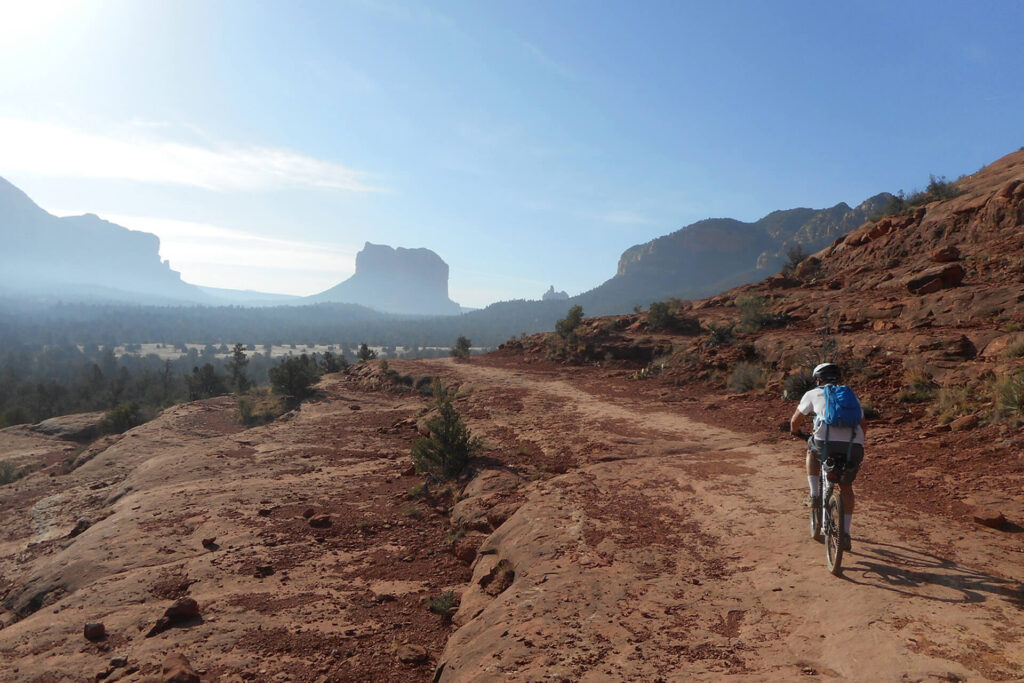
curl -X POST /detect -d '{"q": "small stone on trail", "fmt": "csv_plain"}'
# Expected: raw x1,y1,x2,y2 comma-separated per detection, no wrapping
255,565,275,578
68,518,92,538
396,643,429,665
309,514,332,528
146,597,201,638
162,652,200,683
84,622,106,641
972,509,1007,529
201,537,217,549
303,508,316,518
349,404,361,410
110,656,128,668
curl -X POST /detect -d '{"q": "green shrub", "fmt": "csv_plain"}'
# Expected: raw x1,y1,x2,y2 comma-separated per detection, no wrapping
411,380,481,481
186,363,228,400
992,371,1024,422
704,322,736,347
451,336,472,359
426,590,459,622
896,363,937,403
414,376,434,396
99,403,143,435
930,385,974,422
782,367,816,401
736,294,787,332
555,305,584,340
647,301,673,332
238,387,286,426
269,354,321,399
782,245,808,275
0,460,20,485
728,362,766,393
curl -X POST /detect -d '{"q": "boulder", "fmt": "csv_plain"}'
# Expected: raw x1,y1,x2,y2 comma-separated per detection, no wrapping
906,264,965,295
929,245,961,263
949,414,980,432
28,411,106,441
396,643,429,665
83,622,106,641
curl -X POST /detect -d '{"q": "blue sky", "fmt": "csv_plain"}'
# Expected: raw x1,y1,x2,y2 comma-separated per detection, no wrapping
1,0,1022,307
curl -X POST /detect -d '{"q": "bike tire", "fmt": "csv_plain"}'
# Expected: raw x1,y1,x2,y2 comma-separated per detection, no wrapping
825,492,844,575
809,499,821,540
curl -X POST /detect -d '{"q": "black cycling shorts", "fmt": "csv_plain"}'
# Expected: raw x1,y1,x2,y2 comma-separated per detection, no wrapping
807,437,864,485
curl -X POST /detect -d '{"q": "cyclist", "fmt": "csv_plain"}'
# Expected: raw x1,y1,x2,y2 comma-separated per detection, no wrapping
789,362,866,550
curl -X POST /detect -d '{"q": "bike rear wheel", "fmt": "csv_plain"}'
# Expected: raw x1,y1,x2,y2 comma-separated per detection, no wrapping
825,492,844,575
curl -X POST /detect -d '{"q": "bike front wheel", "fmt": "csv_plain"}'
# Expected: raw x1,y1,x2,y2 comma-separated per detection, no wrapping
825,492,844,575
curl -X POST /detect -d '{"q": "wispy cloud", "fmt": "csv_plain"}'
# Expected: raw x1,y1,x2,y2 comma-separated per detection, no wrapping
597,210,658,226
522,41,577,81
0,118,385,192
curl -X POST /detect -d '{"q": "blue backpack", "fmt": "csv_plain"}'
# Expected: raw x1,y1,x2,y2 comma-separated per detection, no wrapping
819,384,862,466
821,384,862,428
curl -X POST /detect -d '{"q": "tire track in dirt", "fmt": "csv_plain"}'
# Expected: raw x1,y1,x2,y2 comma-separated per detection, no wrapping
428,359,1024,681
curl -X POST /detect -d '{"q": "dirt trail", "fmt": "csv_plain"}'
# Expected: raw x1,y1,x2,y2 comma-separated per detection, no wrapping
428,358,1023,681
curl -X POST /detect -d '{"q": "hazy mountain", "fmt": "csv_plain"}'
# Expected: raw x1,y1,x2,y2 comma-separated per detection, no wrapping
197,286,303,307
0,176,208,305
309,242,461,316
572,194,892,314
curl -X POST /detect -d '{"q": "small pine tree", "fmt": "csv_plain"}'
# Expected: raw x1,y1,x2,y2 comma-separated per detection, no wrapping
186,363,228,400
227,343,250,393
269,354,321,399
357,343,377,362
451,336,472,359
555,305,584,340
411,380,481,480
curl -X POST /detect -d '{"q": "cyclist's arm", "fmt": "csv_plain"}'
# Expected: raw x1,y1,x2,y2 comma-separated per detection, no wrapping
790,409,807,436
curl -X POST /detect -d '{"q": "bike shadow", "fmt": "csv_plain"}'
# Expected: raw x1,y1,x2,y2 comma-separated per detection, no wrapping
837,540,1024,606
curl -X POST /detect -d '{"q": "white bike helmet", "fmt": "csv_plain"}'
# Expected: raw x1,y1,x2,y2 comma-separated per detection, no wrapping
812,362,841,383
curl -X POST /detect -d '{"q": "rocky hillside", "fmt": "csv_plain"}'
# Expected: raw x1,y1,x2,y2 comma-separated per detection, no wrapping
310,242,462,316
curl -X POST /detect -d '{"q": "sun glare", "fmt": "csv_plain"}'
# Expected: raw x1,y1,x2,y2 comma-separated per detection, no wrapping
0,0,85,52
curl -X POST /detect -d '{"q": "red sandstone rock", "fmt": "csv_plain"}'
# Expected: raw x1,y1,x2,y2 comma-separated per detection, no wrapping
949,414,980,432
309,514,332,528
906,263,965,294
146,598,201,638
83,622,106,641
396,643,429,665
929,245,961,262
161,653,200,683
972,509,1007,529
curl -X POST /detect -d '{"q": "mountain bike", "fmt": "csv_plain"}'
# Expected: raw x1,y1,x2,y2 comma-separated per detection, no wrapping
801,434,846,575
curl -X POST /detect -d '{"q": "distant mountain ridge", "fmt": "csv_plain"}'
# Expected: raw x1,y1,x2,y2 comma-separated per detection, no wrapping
571,193,892,314
310,242,461,316
0,177,208,305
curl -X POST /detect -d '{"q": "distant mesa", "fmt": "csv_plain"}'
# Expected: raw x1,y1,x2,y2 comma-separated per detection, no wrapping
0,176,206,305
310,242,461,316
542,286,569,301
